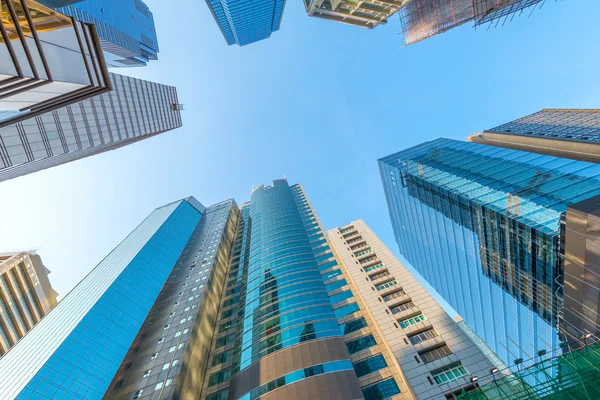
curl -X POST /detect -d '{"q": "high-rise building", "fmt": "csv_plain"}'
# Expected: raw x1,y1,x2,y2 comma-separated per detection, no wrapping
468,109,600,164
304,0,403,29
0,73,181,183
0,0,110,128
0,252,57,357
379,139,600,371
398,0,546,45
205,0,286,46
0,197,209,399
0,180,496,399
328,219,496,399
49,0,160,68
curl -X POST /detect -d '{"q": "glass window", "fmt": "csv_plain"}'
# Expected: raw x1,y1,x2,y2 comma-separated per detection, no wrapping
353,354,387,378
209,369,231,386
432,363,468,384
143,370,151,378
133,389,143,399
408,329,438,345
346,334,377,354
325,279,347,293
334,302,359,319
339,317,367,335
398,314,426,328
362,378,401,400
329,290,353,305
390,301,416,314
420,345,453,363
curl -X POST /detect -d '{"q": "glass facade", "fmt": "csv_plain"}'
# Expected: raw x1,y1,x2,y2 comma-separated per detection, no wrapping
379,138,600,370
0,73,181,183
205,0,286,46
227,180,342,375
0,0,110,126
0,198,204,399
53,0,159,67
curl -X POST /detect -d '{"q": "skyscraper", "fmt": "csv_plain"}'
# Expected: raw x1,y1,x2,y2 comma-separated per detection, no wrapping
304,0,403,29
205,0,286,46
0,0,110,128
0,180,496,399
50,0,160,68
379,139,600,370
468,109,600,163
328,219,496,399
0,251,57,357
0,197,207,399
0,73,182,183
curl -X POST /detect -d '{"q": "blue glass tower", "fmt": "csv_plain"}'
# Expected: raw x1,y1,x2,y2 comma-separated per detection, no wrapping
0,198,204,399
379,139,600,370
205,0,286,46
51,0,159,67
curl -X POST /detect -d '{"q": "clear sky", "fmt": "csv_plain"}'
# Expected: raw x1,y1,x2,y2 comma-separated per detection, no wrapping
0,0,598,316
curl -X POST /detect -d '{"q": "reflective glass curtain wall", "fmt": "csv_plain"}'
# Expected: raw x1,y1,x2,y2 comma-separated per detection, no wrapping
0,198,204,399
379,139,600,370
53,0,159,67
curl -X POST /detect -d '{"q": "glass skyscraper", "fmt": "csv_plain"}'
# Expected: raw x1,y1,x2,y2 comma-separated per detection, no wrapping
379,138,600,370
469,109,600,163
205,0,286,46
0,73,181,183
51,0,159,67
0,197,205,399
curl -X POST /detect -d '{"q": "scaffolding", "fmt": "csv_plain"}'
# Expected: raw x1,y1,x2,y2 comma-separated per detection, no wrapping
399,0,548,46
472,0,545,26
456,342,600,400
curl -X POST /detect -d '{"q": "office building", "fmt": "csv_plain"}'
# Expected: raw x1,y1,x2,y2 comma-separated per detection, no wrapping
202,180,494,400
328,219,496,399
51,0,160,67
469,109,600,164
399,0,545,45
379,139,600,371
0,180,495,399
205,0,286,46
304,0,403,29
0,252,57,357
0,197,212,399
0,73,181,183
0,0,110,128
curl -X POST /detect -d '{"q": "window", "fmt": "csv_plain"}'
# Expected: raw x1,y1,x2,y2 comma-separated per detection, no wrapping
213,350,232,366
133,389,143,399
376,280,397,291
353,354,388,378
408,329,438,345
209,369,231,386
143,369,151,378
362,378,401,400
155,381,164,390
346,334,377,354
166,378,173,386
162,363,170,371
164,324,171,330
364,263,385,273
114,380,123,389
390,301,416,314
339,317,368,335
325,279,347,293
169,346,176,353
399,314,426,328
205,389,229,400
158,337,165,344
334,302,360,319
382,289,406,302
420,345,452,363
329,290,353,305
432,363,468,384
151,352,159,360
369,271,390,281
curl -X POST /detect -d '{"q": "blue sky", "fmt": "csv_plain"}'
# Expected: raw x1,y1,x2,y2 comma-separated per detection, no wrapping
0,0,598,315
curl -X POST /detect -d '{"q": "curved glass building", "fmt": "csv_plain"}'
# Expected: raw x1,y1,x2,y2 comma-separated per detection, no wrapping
205,180,362,400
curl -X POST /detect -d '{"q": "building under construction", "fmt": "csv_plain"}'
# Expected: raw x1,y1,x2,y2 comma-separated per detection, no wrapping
399,0,546,45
